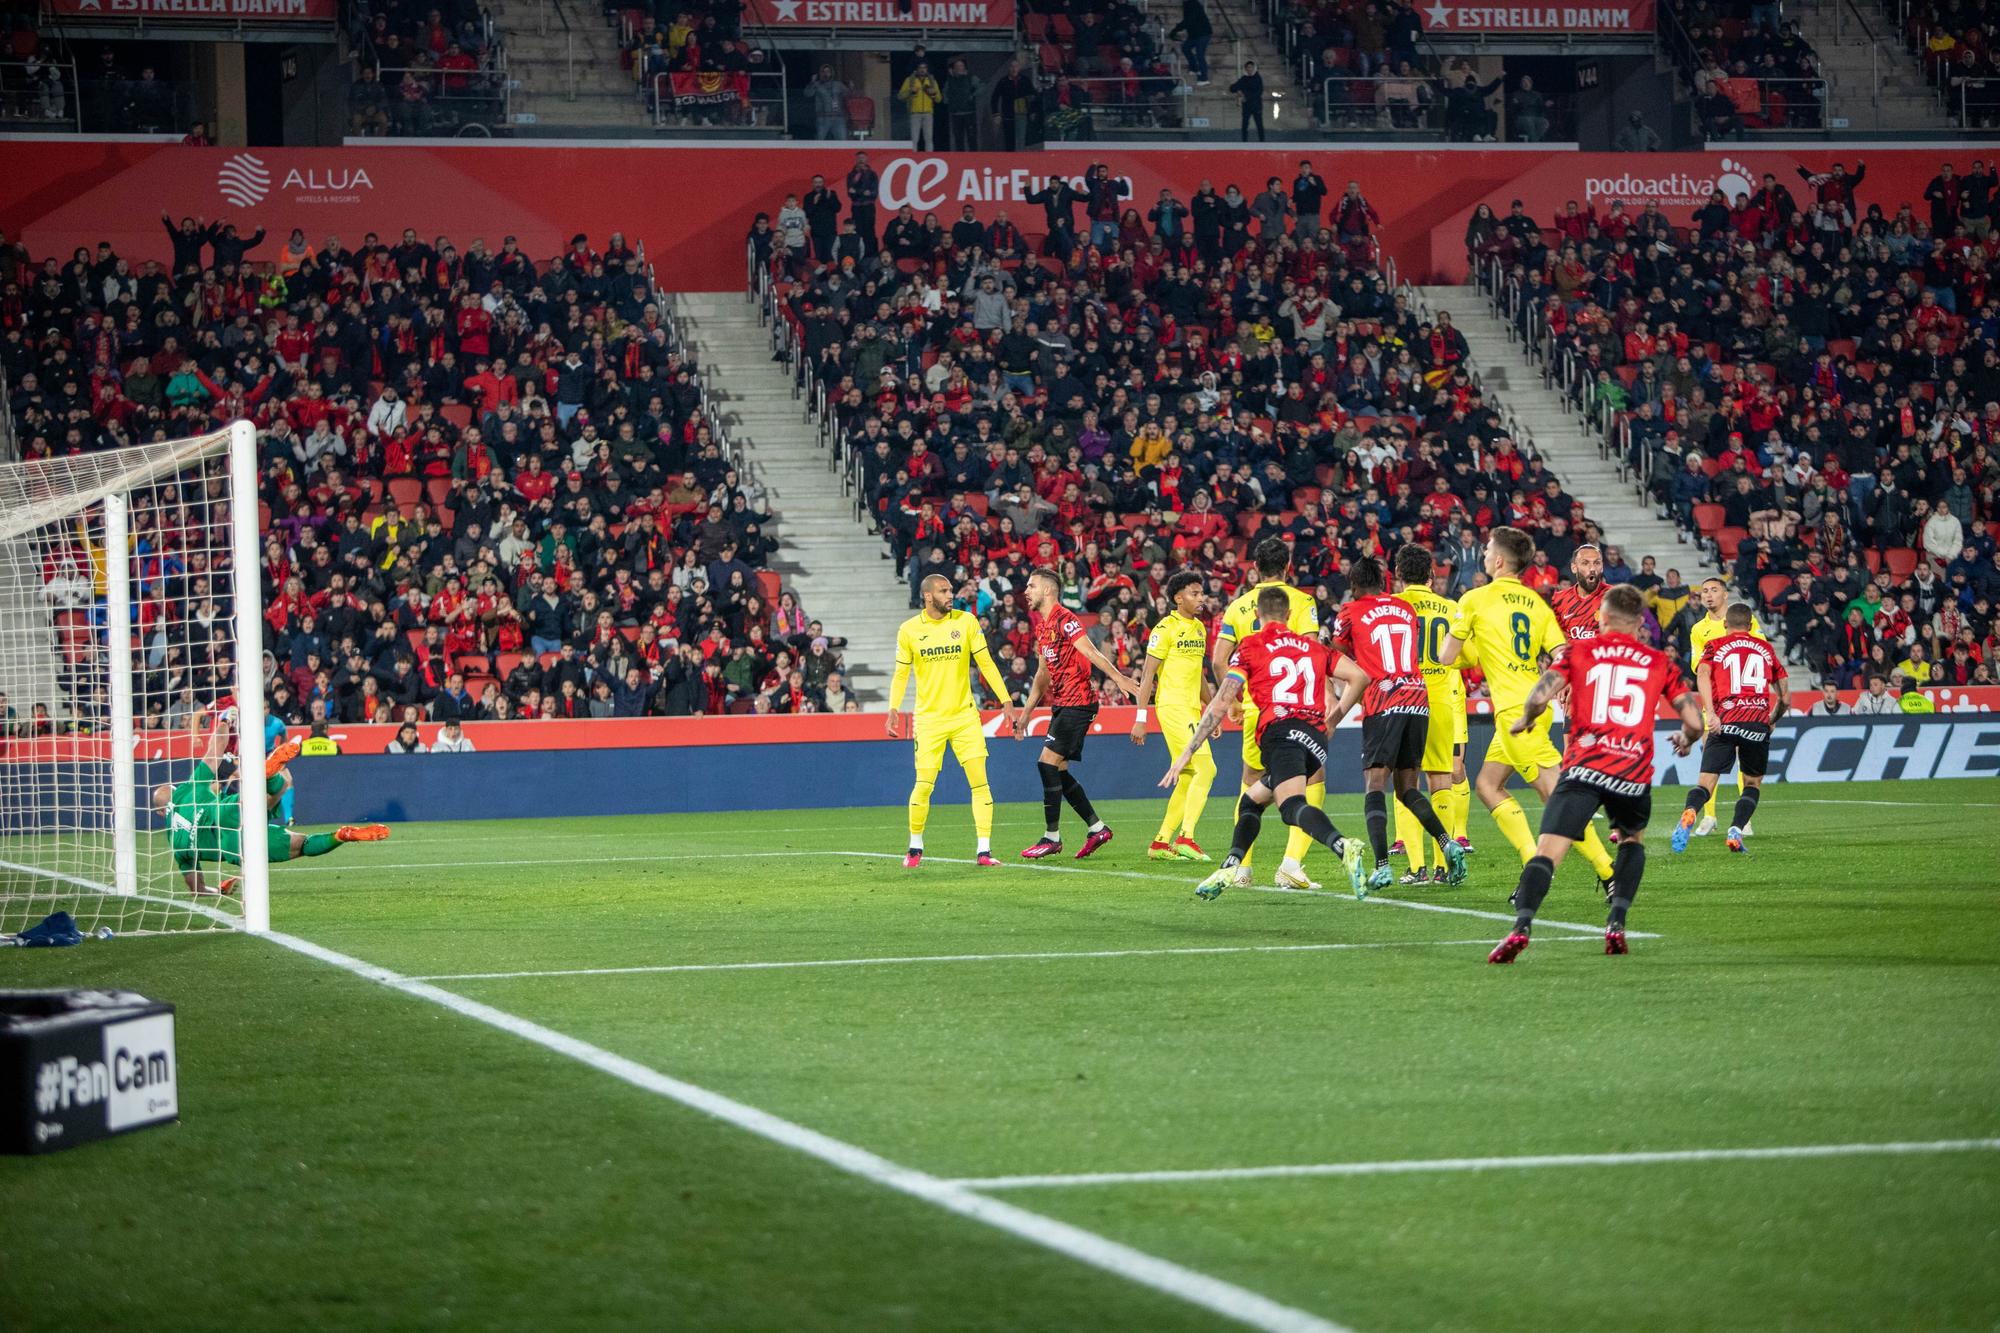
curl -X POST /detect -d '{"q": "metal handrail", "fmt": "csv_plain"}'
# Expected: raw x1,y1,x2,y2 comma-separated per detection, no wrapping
540,0,576,100
0,57,81,132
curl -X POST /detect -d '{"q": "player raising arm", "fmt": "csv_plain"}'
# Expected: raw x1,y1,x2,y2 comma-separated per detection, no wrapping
1488,585,1705,963
1011,567,1142,860
887,573,1015,868
1131,571,1218,861
1673,602,1788,856
1166,584,1369,899
153,709,387,897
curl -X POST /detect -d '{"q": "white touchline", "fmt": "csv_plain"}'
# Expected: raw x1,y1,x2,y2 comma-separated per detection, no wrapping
946,1139,2000,1190
256,927,1352,1333
291,847,1651,940
1795,799,2000,808
407,936,1598,983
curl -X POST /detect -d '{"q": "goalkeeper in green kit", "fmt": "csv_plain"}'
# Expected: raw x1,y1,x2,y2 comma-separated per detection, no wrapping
153,709,389,896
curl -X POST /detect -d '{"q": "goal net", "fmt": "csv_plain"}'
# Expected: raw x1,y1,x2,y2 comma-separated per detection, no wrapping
0,421,270,938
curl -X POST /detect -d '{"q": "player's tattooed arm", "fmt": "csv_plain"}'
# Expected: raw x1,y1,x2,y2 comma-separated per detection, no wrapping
1511,666,1568,733
1163,674,1239,785
1668,688,1704,755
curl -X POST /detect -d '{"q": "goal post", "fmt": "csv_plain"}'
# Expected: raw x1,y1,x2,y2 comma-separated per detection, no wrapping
0,420,269,937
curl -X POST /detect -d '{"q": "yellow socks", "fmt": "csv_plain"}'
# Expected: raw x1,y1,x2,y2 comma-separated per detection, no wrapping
1450,779,1471,841
908,775,935,839
1179,750,1215,839
964,759,993,839
1157,772,1191,843
1491,796,1538,864
1579,825,1615,880
1282,780,1325,864
1392,791,1423,868
1429,786,1456,871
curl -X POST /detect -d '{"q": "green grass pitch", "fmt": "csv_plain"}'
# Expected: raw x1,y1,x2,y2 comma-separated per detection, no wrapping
4,778,1999,1331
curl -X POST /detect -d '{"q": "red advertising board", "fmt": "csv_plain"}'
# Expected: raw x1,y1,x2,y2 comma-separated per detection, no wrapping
0,144,1961,295
746,0,1014,27
43,0,335,19
1414,0,1653,32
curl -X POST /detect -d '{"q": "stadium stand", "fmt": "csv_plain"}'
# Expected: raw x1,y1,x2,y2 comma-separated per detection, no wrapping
344,0,509,138
0,223,851,727
1469,175,2000,690
1661,0,1826,138
749,166,1672,707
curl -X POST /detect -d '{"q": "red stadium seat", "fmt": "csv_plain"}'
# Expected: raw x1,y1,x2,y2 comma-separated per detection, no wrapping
454,655,490,676
496,652,526,680
1884,547,1919,579
441,404,474,431
1758,573,1793,607
757,570,783,603
387,478,423,516
425,478,453,511
1691,503,1726,535
1716,526,1748,561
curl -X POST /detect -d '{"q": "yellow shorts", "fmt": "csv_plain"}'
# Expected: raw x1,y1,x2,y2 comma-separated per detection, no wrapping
914,711,987,776
1421,695,1467,773
1239,699,1264,772
1486,705,1560,782
1159,703,1210,774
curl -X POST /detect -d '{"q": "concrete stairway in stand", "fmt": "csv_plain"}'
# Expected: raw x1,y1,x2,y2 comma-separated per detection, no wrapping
486,0,652,132
672,291,911,703
1415,285,1692,580
1184,0,1309,136
1794,0,1951,132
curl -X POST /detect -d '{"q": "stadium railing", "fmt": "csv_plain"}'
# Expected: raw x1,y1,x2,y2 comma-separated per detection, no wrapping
652,71,788,134
0,58,79,132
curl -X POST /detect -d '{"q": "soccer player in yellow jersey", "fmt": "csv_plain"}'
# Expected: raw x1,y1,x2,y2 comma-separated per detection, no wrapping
1686,576,1765,838
1131,571,1217,860
887,573,1013,868
1210,538,1323,891
1392,544,1471,884
1440,526,1620,892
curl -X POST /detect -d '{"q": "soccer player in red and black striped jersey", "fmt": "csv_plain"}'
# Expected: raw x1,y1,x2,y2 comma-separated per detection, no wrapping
1489,584,1706,963
1548,543,1607,642
1323,557,1466,892
1674,602,1788,856
1164,583,1369,899
1011,567,1142,859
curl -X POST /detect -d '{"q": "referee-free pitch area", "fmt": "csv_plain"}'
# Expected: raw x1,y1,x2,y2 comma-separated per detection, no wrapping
4,778,1998,1332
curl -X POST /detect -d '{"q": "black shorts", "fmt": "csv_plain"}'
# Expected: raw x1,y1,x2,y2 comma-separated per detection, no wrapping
1044,704,1098,761
1261,719,1329,786
1359,712,1428,771
1541,772,1652,841
1700,723,1772,777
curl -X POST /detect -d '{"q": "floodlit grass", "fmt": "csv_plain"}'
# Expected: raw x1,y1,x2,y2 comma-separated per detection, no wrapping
4,779,1998,1331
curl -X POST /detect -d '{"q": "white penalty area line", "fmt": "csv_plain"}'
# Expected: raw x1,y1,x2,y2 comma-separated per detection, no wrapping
293,846,1645,941
258,927,1352,1333
408,935,1599,983
1794,799,2000,808
948,1138,2000,1191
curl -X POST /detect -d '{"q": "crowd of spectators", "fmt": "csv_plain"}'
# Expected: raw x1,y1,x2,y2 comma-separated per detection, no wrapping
1022,0,1182,135
1668,0,1825,137
1471,160,2000,695
752,155,1647,709
1907,0,2000,126
1,213,850,728
344,0,505,137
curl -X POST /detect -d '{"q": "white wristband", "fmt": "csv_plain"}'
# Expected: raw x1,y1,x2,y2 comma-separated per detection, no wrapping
1134,709,1147,724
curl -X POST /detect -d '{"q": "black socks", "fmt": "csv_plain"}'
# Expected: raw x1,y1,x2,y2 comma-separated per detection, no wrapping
1364,790,1390,865
1730,787,1762,830
1397,786,1450,844
1280,793,1343,852
1061,769,1097,825
1228,790,1266,862
1684,785,1712,814
1037,760,1063,833
1511,855,1555,931
1608,840,1646,929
